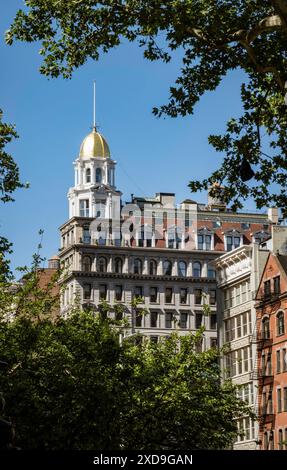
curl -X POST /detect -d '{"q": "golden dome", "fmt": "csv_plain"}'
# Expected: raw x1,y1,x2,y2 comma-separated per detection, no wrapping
79,127,110,159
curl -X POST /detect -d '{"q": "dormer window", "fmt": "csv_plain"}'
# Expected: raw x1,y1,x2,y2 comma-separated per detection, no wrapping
197,228,213,250
253,231,269,244
225,230,242,251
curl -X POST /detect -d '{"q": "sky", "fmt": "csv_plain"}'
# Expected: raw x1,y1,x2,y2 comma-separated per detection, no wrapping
0,0,262,274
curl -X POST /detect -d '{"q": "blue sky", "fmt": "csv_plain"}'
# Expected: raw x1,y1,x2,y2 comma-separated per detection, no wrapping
1,0,259,274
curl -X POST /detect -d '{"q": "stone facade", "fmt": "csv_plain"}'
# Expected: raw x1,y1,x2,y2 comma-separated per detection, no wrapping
58,124,273,348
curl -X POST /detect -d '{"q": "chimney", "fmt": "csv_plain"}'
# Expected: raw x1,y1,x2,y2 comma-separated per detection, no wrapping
268,207,279,225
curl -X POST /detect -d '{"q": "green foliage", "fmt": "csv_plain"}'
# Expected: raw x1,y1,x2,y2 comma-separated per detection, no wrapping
0,109,28,280
6,1,287,213
0,109,26,204
0,267,251,450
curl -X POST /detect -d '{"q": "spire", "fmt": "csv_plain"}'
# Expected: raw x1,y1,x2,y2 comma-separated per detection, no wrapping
93,80,96,132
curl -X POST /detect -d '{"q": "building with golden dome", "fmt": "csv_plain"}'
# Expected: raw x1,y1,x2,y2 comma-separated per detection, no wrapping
58,114,285,451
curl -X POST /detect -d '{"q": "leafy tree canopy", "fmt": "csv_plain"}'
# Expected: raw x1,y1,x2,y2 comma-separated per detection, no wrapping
0,109,27,280
0,265,251,450
0,312,250,450
6,0,287,214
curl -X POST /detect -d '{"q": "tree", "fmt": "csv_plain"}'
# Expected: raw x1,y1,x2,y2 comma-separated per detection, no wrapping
6,1,287,214
0,109,26,281
0,265,251,449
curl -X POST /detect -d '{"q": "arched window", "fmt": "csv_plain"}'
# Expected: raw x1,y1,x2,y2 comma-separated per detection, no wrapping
178,261,187,277
86,168,91,183
163,260,172,276
115,257,123,274
96,167,102,183
193,261,201,278
149,259,157,275
82,255,91,272
262,317,270,339
98,256,107,273
134,258,142,275
277,311,285,336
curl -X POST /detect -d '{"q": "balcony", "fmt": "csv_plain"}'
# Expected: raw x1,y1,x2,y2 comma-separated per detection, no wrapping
256,287,281,303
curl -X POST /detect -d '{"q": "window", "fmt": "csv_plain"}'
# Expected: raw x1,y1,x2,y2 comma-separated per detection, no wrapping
210,338,217,349
197,234,204,250
277,350,281,374
99,284,107,300
277,311,285,336
263,432,268,450
224,289,230,309
194,288,202,304
195,313,202,329
115,257,123,274
98,257,107,273
178,261,187,277
163,260,172,276
134,286,143,298
150,311,158,328
235,285,241,305
83,283,91,300
115,308,123,321
86,168,91,183
82,256,91,272
266,353,272,376
278,430,283,450
192,262,201,277
165,312,173,329
165,288,173,303
83,226,91,244
237,315,242,338
207,266,216,279
241,282,247,303
283,348,287,372
205,235,212,250
134,258,142,274
274,276,280,294
264,280,271,297
149,259,157,275
226,235,241,251
270,431,274,450
209,289,216,305
197,233,212,250
96,167,102,183
135,311,142,327
278,388,282,413
80,199,89,217
210,314,217,330
150,287,158,303
262,317,270,339
180,312,188,329
241,223,250,230
115,285,123,301
283,387,287,412
180,288,188,304
150,336,158,343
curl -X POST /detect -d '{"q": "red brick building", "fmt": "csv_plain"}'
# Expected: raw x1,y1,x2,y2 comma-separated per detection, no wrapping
255,253,287,450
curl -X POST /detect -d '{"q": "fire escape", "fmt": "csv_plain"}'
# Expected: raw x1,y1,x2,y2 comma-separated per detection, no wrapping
252,286,276,450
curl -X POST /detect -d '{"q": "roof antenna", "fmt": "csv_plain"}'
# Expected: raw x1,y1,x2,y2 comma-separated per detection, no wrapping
93,80,96,131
